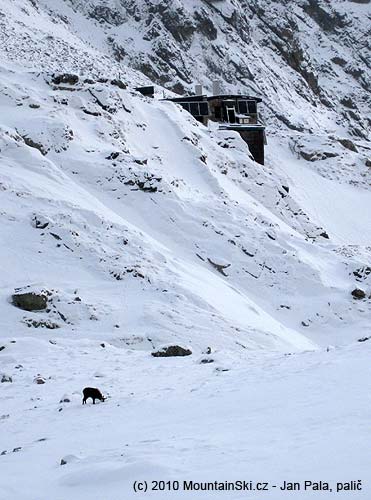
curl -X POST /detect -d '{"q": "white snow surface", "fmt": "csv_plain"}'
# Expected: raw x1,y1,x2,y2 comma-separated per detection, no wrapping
0,1,370,499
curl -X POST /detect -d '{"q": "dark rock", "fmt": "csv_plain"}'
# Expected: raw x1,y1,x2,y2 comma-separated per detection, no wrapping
338,138,358,152
52,74,79,85
151,345,192,357
50,232,61,240
34,376,46,385
21,135,47,155
353,267,371,280
300,150,338,162
320,231,329,239
32,215,49,229
89,5,124,25
12,292,48,311
0,346,5,352
358,336,371,343
340,97,356,109
351,288,366,300
200,358,214,364
1,374,12,383
23,318,60,329
111,79,127,89
82,108,101,117
332,56,347,67
194,11,217,41
59,395,71,403
106,152,120,160
303,0,348,32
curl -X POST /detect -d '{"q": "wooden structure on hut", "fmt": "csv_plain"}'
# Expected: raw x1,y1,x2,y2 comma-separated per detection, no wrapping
165,92,266,165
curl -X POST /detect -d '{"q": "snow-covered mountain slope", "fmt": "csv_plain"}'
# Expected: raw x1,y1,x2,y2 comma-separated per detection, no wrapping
1,1,371,499
1,61,370,351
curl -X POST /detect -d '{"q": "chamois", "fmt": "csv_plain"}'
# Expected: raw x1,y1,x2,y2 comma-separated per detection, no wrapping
82,387,105,405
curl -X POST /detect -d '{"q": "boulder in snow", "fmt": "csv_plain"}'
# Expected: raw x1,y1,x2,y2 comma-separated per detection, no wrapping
151,345,192,357
52,73,79,86
34,376,46,385
351,288,366,300
12,292,48,311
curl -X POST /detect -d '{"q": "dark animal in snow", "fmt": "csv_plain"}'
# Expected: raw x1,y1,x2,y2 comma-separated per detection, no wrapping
82,387,105,405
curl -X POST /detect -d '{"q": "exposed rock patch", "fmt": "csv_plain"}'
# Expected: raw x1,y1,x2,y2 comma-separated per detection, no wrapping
152,345,192,357
12,292,48,311
51,73,79,85
351,288,366,300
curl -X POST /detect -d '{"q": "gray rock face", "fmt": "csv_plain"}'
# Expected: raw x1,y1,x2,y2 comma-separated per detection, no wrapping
152,345,192,357
12,292,48,311
18,0,368,141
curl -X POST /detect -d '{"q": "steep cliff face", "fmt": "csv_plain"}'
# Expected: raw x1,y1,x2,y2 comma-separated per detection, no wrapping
35,0,370,140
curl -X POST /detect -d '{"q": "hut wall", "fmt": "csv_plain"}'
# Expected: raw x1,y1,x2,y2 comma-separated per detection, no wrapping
239,130,265,165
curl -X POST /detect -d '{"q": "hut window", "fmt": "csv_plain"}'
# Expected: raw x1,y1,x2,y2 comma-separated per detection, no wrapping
199,102,209,116
190,103,199,115
238,101,248,114
248,101,257,114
